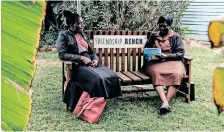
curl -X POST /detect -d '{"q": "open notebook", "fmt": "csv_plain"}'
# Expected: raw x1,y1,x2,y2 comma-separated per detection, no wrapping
144,48,161,61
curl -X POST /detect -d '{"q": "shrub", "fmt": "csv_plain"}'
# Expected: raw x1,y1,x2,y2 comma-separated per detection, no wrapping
41,0,189,46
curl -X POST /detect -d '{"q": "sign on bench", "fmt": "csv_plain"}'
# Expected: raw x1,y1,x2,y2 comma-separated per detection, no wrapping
93,35,147,48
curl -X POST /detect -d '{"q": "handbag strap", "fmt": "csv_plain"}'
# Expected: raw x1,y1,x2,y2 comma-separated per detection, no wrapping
76,98,96,118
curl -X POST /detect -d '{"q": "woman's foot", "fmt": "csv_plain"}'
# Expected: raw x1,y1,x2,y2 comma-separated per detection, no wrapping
67,106,74,112
157,103,171,115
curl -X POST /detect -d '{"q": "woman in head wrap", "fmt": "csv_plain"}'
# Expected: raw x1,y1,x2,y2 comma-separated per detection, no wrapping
56,11,122,111
143,16,185,114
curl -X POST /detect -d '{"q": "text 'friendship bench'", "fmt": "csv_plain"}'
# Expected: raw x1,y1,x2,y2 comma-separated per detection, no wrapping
61,30,194,104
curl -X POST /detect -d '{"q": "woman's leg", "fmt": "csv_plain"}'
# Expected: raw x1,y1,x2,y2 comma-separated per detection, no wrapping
155,85,168,104
166,85,179,103
155,85,171,114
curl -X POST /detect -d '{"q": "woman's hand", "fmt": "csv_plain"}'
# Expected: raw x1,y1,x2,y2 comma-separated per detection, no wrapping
91,60,98,67
155,53,168,60
80,56,92,65
160,53,168,59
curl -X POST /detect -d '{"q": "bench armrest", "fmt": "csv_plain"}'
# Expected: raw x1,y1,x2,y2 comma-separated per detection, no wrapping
184,56,193,61
62,61,72,71
62,61,72,65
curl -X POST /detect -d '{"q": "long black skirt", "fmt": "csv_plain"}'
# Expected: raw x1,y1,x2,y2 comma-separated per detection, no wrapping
63,64,122,111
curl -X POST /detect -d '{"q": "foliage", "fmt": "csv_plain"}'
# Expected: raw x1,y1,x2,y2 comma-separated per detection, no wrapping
40,30,58,47
179,26,193,36
27,47,224,131
41,0,189,46
1,1,45,131
208,20,224,48
81,0,189,31
213,65,224,114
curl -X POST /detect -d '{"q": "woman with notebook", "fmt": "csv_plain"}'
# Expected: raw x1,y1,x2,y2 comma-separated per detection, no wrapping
143,16,185,115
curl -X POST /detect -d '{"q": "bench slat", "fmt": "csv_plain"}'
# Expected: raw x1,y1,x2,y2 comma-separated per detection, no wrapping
122,71,142,81
116,72,132,82
103,31,109,67
120,31,126,71
122,31,126,71
126,49,130,71
109,31,114,70
122,49,125,71
97,31,102,65
127,31,132,71
116,48,120,72
99,48,103,65
138,48,142,70
132,32,138,71
138,31,144,70
115,31,120,72
131,71,150,80
110,48,114,71
132,48,136,71
104,48,108,66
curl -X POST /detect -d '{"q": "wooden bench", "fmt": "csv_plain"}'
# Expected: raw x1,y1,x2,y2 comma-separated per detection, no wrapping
61,30,194,104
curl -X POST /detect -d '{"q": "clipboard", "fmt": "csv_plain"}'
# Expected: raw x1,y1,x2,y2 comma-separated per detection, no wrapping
144,48,161,61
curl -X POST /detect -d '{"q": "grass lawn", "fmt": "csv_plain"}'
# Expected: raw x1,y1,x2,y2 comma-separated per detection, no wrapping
27,46,224,131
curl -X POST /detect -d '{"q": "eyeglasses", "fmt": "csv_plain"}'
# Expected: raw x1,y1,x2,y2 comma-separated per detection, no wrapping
159,24,167,28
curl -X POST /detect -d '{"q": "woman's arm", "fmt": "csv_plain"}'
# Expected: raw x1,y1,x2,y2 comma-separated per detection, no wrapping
88,44,99,62
88,47,99,67
79,32,99,62
166,35,185,60
144,34,157,48
56,33,81,63
141,35,156,72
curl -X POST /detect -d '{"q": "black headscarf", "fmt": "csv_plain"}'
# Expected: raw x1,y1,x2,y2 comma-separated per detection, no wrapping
63,11,80,27
157,16,173,26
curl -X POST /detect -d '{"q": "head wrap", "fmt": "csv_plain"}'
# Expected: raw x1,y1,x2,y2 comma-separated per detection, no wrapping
157,16,173,26
62,10,80,26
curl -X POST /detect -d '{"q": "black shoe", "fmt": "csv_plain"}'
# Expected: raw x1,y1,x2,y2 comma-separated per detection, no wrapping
67,106,74,112
157,103,171,115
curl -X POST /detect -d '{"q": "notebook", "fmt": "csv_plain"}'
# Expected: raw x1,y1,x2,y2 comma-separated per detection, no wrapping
144,48,161,61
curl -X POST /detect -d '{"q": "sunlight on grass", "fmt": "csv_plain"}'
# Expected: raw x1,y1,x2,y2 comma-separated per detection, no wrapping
27,46,224,131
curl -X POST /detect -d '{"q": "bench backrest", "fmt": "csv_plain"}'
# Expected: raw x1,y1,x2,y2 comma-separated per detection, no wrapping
84,30,152,72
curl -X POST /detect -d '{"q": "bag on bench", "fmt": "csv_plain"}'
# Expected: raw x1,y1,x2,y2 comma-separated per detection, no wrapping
73,91,107,124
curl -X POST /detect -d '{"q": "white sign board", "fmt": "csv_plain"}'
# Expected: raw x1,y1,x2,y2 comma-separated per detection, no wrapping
93,35,147,48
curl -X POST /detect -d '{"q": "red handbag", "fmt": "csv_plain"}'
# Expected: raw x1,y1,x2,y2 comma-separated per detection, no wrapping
73,91,107,124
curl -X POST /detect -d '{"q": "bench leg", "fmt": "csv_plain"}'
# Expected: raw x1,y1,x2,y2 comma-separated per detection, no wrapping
190,82,195,101
187,82,191,104
186,82,196,103
177,81,190,103
62,63,65,100
177,81,195,103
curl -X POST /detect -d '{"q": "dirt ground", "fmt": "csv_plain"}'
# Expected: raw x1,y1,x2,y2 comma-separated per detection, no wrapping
183,38,224,54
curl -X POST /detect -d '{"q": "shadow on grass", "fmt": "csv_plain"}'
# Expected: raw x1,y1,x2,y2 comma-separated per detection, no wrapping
118,94,160,105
